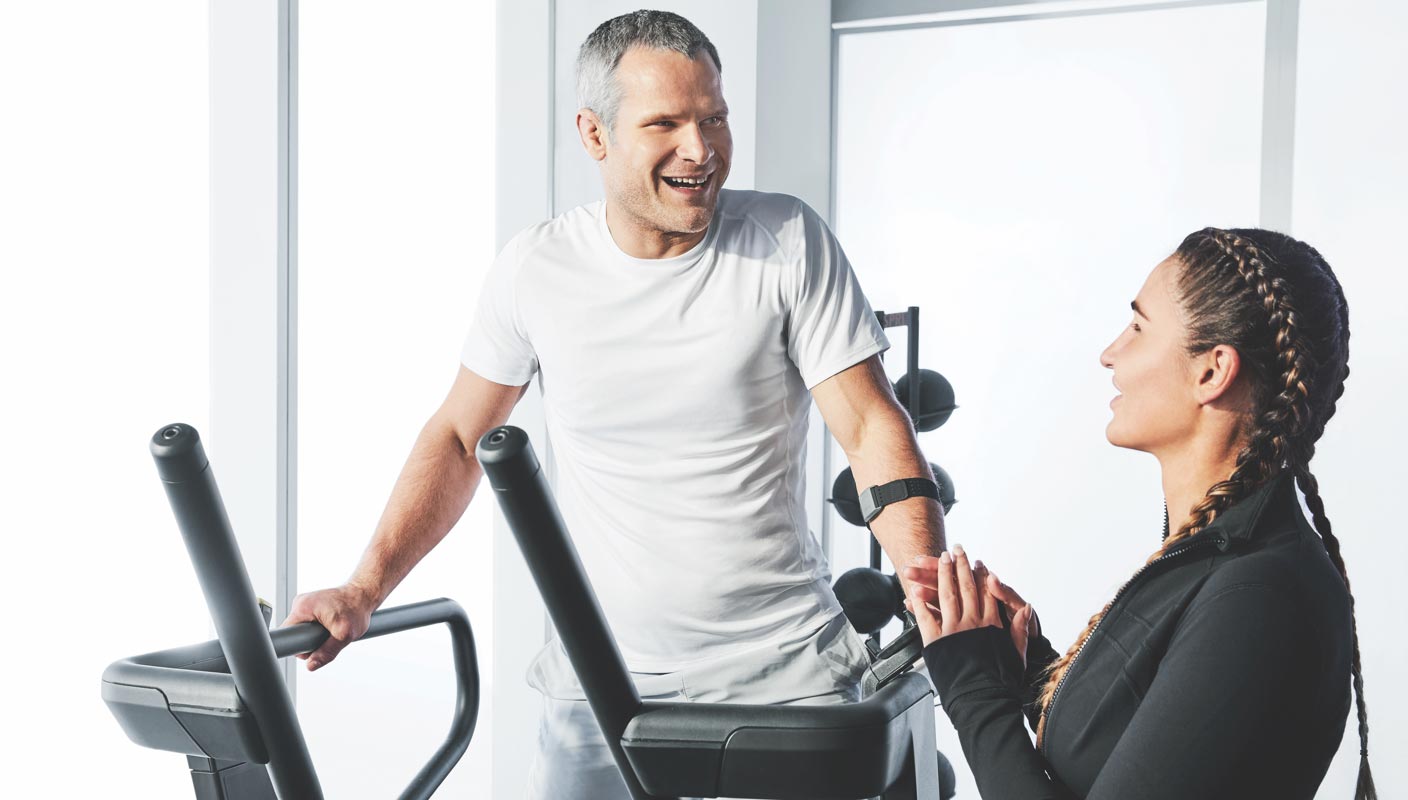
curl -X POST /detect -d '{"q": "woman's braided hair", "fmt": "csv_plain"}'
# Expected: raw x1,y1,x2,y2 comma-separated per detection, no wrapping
1032,228,1371,798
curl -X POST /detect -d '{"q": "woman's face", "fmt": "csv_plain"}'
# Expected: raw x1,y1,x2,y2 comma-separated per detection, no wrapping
1099,257,1201,454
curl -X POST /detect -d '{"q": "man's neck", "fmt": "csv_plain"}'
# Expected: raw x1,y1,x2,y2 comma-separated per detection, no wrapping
604,201,708,259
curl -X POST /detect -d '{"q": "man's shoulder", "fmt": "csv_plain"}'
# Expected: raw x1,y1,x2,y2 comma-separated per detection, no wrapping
716,189,813,256
718,189,807,225
504,202,603,262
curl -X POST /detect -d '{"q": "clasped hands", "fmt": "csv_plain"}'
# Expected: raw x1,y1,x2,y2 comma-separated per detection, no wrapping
901,544,1038,667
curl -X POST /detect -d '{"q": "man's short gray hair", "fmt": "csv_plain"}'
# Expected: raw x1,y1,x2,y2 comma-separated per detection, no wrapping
576,10,722,134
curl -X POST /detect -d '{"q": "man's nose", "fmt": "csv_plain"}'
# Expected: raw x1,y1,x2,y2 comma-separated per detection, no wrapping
675,123,712,164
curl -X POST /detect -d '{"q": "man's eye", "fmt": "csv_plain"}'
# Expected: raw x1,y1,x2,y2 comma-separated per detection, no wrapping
652,121,675,128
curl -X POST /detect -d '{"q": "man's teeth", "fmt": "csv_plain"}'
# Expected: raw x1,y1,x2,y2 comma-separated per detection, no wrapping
665,175,708,186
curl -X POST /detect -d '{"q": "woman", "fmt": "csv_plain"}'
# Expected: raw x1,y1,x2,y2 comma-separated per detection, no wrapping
903,228,1373,799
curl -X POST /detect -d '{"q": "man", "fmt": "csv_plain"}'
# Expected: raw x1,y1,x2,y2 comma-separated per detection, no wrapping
285,10,944,798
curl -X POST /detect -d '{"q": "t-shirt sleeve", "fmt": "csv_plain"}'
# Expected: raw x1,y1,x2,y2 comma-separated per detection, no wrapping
460,235,539,386
784,199,890,390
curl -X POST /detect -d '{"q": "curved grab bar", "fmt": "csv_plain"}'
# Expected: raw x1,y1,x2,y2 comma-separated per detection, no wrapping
102,598,478,800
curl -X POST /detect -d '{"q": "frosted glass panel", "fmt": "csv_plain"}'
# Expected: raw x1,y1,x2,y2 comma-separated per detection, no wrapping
834,5,1264,797
297,2,495,796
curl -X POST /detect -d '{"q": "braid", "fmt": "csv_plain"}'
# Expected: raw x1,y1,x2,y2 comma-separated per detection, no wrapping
1035,228,1371,785
1296,465,1375,799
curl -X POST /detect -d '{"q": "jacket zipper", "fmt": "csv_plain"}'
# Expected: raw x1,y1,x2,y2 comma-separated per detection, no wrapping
1039,532,1225,756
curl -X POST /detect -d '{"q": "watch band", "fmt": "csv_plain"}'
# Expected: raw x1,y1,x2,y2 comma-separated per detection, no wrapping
859,477,941,524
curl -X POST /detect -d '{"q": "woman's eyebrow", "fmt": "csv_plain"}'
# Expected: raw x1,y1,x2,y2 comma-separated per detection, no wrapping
1131,300,1149,320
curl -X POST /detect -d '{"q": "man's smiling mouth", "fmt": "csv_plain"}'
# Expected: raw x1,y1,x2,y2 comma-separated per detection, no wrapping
662,174,712,190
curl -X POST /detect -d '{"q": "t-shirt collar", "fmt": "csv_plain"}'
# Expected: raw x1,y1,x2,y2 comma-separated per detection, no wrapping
597,200,717,274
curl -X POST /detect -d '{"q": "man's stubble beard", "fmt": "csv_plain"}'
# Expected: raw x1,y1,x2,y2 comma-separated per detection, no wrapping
611,174,713,239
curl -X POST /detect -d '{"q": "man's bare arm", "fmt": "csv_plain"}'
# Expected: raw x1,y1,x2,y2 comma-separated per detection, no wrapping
285,365,528,669
811,356,946,591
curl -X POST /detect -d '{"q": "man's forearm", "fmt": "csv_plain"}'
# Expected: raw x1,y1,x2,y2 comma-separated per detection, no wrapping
346,418,483,607
844,415,946,589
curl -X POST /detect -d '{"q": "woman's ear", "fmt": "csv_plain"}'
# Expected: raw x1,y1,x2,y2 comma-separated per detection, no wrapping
1193,344,1242,405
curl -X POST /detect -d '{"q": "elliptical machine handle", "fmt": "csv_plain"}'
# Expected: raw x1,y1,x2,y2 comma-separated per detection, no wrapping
145,423,478,799
274,598,480,800
102,598,479,800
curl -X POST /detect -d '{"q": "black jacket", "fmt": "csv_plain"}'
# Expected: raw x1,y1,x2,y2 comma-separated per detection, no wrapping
923,474,1353,799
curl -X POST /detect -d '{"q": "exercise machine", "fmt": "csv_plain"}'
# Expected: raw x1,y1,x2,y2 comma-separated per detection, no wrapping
101,424,479,799
477,425,942,800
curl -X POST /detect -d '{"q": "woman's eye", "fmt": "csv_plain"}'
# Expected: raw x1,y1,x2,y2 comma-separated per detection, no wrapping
1130,322,1142,332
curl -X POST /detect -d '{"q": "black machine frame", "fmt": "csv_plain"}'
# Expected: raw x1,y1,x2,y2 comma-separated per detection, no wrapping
477,425,943,800
102,424,480,799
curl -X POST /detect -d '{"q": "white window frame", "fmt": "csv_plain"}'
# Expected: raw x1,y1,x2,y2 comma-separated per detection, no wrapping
209,0,298,688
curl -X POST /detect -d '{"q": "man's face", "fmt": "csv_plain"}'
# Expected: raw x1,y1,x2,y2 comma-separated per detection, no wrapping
596,46,732,237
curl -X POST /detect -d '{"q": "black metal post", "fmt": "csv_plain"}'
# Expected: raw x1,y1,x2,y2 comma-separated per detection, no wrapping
150,424,322,800
475,426,659,800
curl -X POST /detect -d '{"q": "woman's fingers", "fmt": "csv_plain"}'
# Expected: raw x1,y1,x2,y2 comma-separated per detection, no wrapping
934,551,960,637
986,571,1027,611
973,560,1001,628
985,571,1040,638
1010,605,1032,668
952,545,982,626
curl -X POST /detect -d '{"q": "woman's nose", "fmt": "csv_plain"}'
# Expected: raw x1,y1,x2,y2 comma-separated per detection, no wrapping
1099,339,1117,369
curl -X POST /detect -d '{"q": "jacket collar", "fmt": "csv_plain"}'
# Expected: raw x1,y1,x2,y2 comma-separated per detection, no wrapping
1198,471,1298,551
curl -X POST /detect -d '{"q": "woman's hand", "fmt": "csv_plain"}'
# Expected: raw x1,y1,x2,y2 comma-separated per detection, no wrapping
902,545,1037,667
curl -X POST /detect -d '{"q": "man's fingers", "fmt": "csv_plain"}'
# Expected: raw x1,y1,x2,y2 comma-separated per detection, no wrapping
907,582,939,605
902,564,939,591
306,637,350,671
906,585,943,646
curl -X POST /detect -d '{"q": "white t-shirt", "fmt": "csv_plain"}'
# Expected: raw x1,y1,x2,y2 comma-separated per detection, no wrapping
462,189,889,671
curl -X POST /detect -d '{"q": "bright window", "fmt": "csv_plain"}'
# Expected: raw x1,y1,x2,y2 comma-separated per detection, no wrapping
1,1,210,795
296,2,496,796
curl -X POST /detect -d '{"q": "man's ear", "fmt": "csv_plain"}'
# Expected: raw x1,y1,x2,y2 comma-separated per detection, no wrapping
577,109,608,161
1193,344,1243,405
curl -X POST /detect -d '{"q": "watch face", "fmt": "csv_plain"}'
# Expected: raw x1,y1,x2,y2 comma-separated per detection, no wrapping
861,487,883,523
